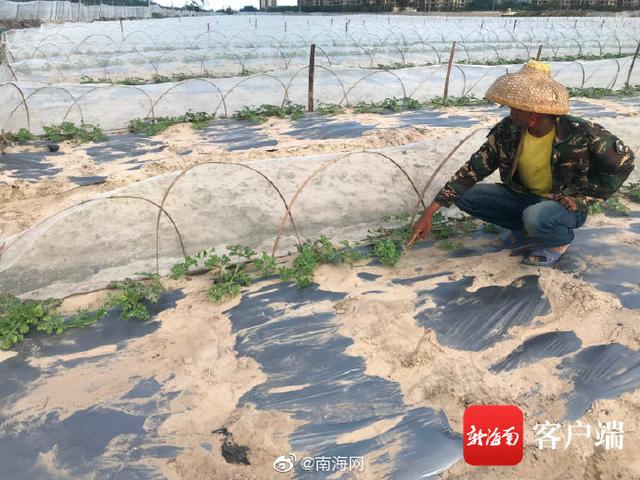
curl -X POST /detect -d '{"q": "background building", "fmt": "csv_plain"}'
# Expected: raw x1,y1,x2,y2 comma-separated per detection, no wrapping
296,0,467,10
260,0,277,9
297,0,376,6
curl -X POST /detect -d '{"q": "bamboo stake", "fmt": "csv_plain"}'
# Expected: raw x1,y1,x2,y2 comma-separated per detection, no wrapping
625,41,640,88
443,41,456,107
308,44,316,112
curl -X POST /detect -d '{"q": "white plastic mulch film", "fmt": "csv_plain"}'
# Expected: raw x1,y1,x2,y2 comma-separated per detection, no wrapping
1,15,640,133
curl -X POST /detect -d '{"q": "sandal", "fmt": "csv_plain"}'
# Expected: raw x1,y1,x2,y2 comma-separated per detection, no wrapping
498,230,536,250
523,248,563,267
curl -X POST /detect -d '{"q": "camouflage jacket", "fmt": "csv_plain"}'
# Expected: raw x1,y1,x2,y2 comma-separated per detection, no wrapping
434,115,635,213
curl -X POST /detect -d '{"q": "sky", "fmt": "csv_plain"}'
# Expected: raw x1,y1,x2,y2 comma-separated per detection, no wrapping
155,0,298,10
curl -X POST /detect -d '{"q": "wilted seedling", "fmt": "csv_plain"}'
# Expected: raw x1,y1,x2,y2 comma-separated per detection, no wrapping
64,309,108,329
589,194,631,216
369,225,412,244
432,212,478,239
624,182,640,203
438,239,464,251
457,216,477,236
603,194,630,216
482,223,499,234
431,212,454,239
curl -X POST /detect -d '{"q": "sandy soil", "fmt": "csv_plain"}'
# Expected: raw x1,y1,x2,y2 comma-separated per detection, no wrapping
2,214,638,479
325,254,640,480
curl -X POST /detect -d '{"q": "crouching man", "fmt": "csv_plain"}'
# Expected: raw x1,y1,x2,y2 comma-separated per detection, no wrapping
410,60,635,266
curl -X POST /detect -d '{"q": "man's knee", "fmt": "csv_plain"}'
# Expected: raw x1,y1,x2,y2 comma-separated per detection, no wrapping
522,202,560,235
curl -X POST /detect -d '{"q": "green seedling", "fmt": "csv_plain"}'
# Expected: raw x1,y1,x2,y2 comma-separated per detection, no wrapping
170,249,213,279
43,122,107,144
456,52,628,68
278,236,365,288
0,295,62,349
129,112,215,136
200,246,256,303
278,242,318,288
80,75,111,84
374,62,416,70
106,273,165,321
315,103,344,116
588,201,604,215
372,239,402,267
253,252,278,277
81,70,222,86
353,97,422,114
170,246,256,303
0,274,167,349
430,95,492,108
367,213,414,267
233,102,305,123
170,255,199,279
567,85,640,99
119,76,147,85
9,128,36,143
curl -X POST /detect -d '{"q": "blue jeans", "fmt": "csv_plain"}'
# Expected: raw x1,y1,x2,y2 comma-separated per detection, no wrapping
454,183,587,247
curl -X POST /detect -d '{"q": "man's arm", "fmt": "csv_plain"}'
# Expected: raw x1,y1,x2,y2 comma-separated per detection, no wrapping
434,131,502,207
582,127,635,200
409,130,502,246
554,123,635,213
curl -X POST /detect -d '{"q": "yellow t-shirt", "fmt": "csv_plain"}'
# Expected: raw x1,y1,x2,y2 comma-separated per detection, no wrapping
517,128,555,195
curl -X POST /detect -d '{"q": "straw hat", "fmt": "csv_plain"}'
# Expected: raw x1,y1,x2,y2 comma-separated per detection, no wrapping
485,60,569,115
